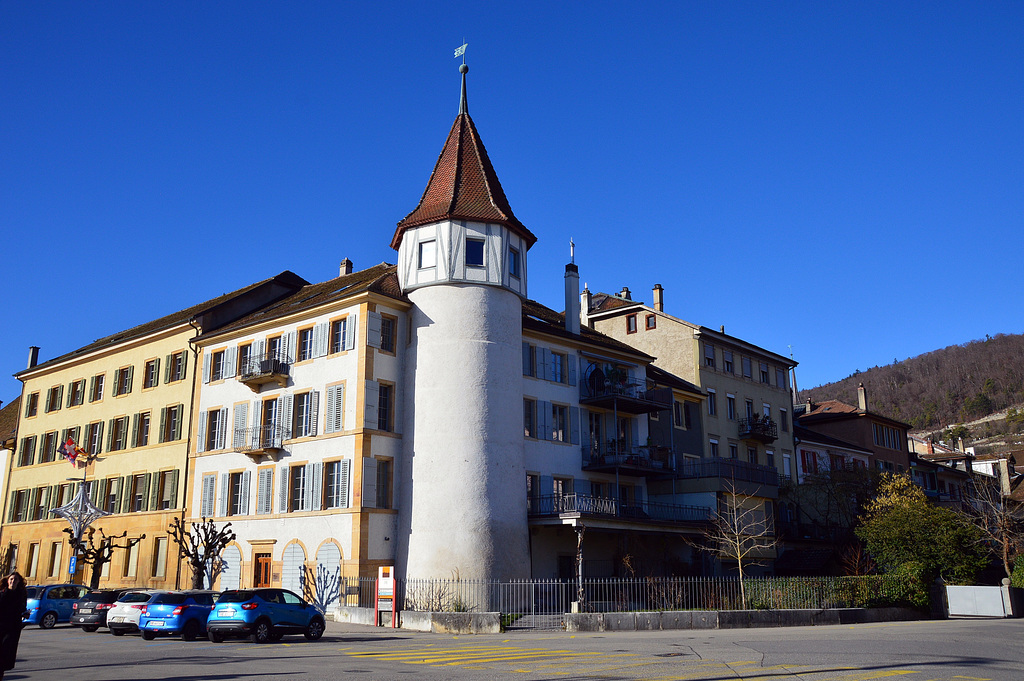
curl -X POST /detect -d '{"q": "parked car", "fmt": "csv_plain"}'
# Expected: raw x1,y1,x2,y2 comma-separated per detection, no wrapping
71,589,129,632
23,584,90,628
107,591,166,636
139,591,217,641
206,589,326,643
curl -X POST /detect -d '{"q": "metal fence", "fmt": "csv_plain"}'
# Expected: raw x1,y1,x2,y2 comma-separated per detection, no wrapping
338,574,916,630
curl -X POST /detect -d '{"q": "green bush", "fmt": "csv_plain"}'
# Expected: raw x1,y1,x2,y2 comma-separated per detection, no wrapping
1011,555,1024,588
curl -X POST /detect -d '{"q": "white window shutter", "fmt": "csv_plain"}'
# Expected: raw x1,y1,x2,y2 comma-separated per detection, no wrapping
281,394,293,441
224,347,236,378
303,462,314,511
197,411,208,453
284,330,297,363
311,461,323,511
202,353,211,384
363,380,379,430
335,385,345,432
570,406,580,445
278,465,289,513
251,400,262,448
201,476,215,517
309,390,320,437
325,386,337,434
361,457,377,508
233,403,248,448
313,321,329,358
345,313,358,351
257,468,271,514
253,338,265,362
367,311,382,349
216,408,228,450
339,459,351,509
218,474,228,517
239,471,250,515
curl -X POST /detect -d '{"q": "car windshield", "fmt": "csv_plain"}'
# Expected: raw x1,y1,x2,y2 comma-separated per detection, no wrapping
25,587,40,599
216,591,255,604
152,593,187,605
84,591,118,602
118,592,154,604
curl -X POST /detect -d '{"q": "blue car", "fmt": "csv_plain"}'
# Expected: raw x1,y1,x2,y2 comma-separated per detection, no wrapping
139,591,217,641
24,584,90,628
206,589,326,643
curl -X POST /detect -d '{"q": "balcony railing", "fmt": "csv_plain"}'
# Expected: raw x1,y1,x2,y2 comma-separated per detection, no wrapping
237,353,290,390
233,424,289,457
678,458,779,487
738,416,778,443
579,366,671,415
528,493,712,525
582,443,674,474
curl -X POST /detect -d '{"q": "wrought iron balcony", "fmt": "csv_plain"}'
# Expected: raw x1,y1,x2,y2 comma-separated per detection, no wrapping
678,458,779,487
579,365,671,415
738,416,778,444
237,353,290,391
528,493,712,525
582,442,674,476
233,424,289,460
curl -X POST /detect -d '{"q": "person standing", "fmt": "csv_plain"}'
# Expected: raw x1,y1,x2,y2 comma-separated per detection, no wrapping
0,573,27,680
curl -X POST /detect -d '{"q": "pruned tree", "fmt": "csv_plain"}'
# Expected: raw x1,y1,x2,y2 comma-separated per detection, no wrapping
302,563,341,614
704,482,777,609
0,545,14,575
64,527,146,589
168,517,236,589
962,475,1024,578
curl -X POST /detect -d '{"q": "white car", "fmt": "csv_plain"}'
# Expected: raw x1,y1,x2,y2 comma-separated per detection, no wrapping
106,591,166,636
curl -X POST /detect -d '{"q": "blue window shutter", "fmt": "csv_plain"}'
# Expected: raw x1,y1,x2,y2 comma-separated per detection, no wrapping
538,401,551,441
537,349,549,382
580,410,591,452
568,356,577,386
570,407,580,445
522,342,532,376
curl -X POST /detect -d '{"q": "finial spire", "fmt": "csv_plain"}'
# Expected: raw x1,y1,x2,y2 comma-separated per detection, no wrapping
459,62,469,115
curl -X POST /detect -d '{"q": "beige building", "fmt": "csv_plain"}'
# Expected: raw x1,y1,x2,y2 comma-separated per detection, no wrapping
2,272,306,588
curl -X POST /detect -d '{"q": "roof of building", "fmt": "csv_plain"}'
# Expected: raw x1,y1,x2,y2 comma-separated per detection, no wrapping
391,93,536,249
0,396,21,446
522,299,654,361
646,364,704,396
198,263,404,340
799,399,912,431
587,292,643,313
794,424,873,455
17,271,310,377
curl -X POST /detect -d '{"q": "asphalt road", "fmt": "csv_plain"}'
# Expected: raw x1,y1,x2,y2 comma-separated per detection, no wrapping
8,617,1024,680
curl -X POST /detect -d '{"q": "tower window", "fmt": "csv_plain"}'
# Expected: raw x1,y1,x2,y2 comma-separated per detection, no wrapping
418,240,436,269
509,248,520,278
466,238,485,267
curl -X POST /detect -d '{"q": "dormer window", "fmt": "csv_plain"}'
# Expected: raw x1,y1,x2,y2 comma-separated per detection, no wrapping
466,238,485,267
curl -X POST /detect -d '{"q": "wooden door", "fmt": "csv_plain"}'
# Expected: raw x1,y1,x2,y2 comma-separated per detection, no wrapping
254,553,272,587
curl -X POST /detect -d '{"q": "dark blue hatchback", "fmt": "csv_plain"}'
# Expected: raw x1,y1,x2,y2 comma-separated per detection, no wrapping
206,589,325,643
139,591,217,640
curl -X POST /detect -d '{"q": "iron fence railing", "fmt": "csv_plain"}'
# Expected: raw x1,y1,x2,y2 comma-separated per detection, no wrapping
738,416,779,442
238,352,290,380
678,458,779,487
528,493,712,524
233,423,289,451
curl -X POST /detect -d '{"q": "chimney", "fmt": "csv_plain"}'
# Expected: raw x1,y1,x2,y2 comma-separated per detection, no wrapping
27,346,39,369
857,383,868,411
998,458,1012,497
652,284,664,312
619,286,631,300
564,264,580,335
580,285,592,329
339,258,353,276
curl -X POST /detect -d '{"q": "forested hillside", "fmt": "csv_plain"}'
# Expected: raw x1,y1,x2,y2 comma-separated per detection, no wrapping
798,333,1024,434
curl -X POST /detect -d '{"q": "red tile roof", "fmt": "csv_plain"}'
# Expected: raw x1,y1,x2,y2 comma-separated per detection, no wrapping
392,112,536,250
0,396,20,446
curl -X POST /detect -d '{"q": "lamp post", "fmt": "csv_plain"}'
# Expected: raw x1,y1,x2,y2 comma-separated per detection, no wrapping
50,455,109,582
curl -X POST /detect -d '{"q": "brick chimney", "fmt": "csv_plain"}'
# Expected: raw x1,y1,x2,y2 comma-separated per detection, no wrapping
652,284,664,312
858,383,868,411
339,258,353,276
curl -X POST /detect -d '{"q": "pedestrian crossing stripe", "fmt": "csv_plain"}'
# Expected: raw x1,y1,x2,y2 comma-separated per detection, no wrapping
347,646,620,665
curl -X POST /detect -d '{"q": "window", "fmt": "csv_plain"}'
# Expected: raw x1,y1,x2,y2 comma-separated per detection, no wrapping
133,412,151,447
704,343,715,368
709,439,719,458
166,351,187,382
742,357,752,379
524,399,536,438
626,314,637,334
237,344,252,375
205,409,224,451
89,375,104,402
84,422,102,455
143,359,160,389
113,366,133,396
873,423,902,450
48,542,63,579
293,391,319,438
24,392,39,417
40,431,58,463
779,409,789,433
683,402,693,429
129,474,148,512
745,400,754,420
229,472,245,515
645,314,656,330
801,450,819,476
27,543,39,578
723,351,734,374
726,395,736,420
550,352,566,383
748,447,758,465
729,443,738,459
376,459,391,509
152,537,167,578
776,368,786,390
289,465,306,512
707,390,717,416
210,350,226,381
465,238,485,267
551,404,568,442
123,540,138,578
673,401,684,428
324,460,350,509
45,385,63,413
156,470,176,510
31,487,48,520
103,478,119,514
330,318,348,353
553,477,573,497
108,416,130,451
760,362,770,384
297,328,314,362
377,384,393,432
159,404,184,442
508,247,520,278
18,436,36,467
68,380,85,407
379,316,396,353
418,240,436,269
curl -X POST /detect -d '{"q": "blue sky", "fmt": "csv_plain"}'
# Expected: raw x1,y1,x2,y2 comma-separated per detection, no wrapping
2,2,1022,403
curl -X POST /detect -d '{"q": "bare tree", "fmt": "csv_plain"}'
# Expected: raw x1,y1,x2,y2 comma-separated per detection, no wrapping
0,545,14,575
168,518,236,589
704,482,777,609
64,527,146,589
962,476,1024,578
302,563,342,613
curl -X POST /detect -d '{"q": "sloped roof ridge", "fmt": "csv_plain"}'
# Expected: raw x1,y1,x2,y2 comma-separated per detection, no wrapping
522,298,654,361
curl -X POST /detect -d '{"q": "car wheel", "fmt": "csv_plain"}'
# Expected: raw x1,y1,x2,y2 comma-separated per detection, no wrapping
250,618,273,644
304,617,325,641
142,630,157,641
182,620,201,642
110,628,125,637
82,625,99,633
208,630,224,643
40,612,58,629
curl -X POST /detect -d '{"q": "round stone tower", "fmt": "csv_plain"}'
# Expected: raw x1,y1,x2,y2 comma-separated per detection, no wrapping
391,64,536,582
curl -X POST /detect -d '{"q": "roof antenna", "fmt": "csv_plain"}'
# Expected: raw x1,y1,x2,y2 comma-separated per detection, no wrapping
455,42,469,115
